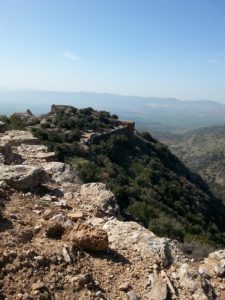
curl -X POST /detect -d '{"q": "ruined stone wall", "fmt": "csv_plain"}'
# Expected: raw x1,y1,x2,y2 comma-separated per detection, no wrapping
88,124,135,145
113,121,135,134
51,104,68,113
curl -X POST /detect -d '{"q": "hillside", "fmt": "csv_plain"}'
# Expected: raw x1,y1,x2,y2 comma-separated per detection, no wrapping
1,105,225,248
168,124,225,202
2,129,225,299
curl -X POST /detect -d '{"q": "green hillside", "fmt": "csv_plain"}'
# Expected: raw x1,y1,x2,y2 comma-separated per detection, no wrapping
2,106,225,247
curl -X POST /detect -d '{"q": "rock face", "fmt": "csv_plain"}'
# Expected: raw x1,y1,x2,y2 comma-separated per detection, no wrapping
70,221,109,251
0,165,49,190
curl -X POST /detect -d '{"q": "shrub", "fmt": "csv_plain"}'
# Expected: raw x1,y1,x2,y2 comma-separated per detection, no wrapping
67,129,81,142
41,122,51,129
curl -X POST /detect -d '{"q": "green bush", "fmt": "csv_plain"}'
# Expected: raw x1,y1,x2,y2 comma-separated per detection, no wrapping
67,129,81,142
41,122,51,129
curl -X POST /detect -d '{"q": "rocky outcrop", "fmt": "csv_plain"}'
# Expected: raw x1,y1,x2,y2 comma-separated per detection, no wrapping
41,161,81,185
0,130,55,167
199,250,225,278
0,165,49,190
103,218,172,267
0,130,39,147
17,144,55,163
177,263,215,300
79,182,119,217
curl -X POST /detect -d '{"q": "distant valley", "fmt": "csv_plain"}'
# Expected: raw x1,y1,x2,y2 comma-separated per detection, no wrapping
166,124,225,203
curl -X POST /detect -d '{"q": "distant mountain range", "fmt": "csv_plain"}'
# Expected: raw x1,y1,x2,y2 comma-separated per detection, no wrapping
0,90,225,133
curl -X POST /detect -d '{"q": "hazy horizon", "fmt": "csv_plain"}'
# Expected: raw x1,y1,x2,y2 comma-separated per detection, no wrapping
1,90,225,134
0,87,224,104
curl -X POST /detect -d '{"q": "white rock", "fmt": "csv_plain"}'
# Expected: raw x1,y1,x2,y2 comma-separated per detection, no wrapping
103,219,171,267
51,213,73,228
80,183,119,217
62,247,71,263
214,265,225,277
41,162,81,184
0,164,49,190
150,275,168,300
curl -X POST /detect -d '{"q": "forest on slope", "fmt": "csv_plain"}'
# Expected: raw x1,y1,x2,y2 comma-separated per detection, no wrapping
169,124,225,203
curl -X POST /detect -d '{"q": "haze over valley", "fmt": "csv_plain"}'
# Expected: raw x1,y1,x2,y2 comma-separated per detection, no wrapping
1,90,225,134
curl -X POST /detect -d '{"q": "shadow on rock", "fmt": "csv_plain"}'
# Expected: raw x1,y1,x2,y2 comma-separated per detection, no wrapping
91,248,131,265
0,217,12,232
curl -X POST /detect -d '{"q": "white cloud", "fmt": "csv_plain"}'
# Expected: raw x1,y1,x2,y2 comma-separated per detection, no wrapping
63,51,81,62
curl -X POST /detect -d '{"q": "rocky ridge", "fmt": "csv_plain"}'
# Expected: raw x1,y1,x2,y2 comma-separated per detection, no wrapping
0,130,225,299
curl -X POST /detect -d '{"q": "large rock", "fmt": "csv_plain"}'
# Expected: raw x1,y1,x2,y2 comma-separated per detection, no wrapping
79,183,119,217
0,144,14,165
199,250,225,278
0,130,39,147
41,162,81,185
0,165,49,190
17,144,55,164
70,221,109,251
178,263,215,300
0,130,42,165
103,219,172,267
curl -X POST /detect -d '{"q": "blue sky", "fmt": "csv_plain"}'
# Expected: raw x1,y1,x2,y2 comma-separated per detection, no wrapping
0,0,225,101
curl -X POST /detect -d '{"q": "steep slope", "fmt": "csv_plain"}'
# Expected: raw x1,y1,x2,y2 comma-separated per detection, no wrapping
169,124,225,202
2,105,225,247
1,129,225,299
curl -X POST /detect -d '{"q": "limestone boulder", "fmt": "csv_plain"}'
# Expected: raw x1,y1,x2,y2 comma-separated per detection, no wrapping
80,183,119,217
103,219,172,267
199,249,225,278
41,162,81,185
17,144,55,164
0,165,49,190
70,221,108,251
178,263,215,299
0,130,39,147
